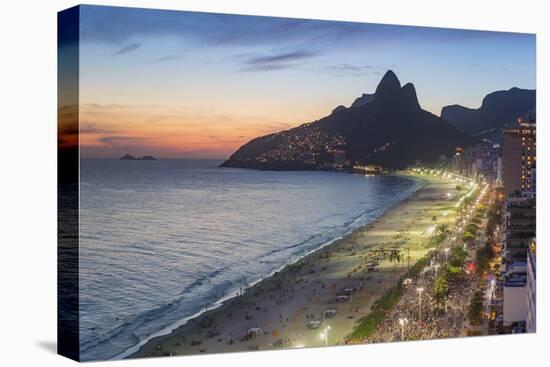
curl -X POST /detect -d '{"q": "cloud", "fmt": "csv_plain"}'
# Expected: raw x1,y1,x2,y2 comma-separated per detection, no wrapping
238,50,320,72
80,123,119,134
239,64,297,72
323,63,397,77
113,43,141,56
326,63,373,73
153,55,180,62
246,50,320,65
79,4,534,57
79,5,379,49
98,136,149,145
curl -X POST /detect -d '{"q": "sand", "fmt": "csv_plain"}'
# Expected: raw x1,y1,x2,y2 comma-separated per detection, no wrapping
129,174,461,359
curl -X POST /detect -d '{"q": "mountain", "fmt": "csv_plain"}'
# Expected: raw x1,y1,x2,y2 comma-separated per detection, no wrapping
441,87,536,136
221,70,478,170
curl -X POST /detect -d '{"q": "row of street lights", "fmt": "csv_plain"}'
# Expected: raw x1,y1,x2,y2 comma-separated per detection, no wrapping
398,171,484,342
397,287,423,341
402,195,480,340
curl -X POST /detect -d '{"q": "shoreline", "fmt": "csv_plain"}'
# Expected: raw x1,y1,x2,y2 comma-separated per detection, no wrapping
111,173,423,360
127,174,459,360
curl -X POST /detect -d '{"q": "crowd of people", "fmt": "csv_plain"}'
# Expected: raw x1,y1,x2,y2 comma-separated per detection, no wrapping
366,185,492,343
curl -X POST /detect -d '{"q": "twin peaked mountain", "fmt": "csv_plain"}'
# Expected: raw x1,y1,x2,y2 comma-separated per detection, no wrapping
221,70,477,170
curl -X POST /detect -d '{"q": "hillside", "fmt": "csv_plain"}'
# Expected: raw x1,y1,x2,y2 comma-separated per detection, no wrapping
222,70,478,170
441,87,535,136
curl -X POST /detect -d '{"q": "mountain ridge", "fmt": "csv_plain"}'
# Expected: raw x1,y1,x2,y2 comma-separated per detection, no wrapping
222,70,478,170
440,87,536,136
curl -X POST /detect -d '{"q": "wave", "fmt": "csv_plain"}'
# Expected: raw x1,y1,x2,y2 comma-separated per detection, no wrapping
80,265,233,360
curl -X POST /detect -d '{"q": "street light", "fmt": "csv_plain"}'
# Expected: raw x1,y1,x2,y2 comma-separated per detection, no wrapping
399,317,408,341
416,287,424,320
320,326,331,346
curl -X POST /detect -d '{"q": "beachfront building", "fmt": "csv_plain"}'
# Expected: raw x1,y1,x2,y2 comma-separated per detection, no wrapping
530,164,536,194
493,115,536,334
526,238,536,333
502,193,536,263
501,119,536,197
450,146,466,174
450,144,499,183
496,156,503,186
502,261,527,327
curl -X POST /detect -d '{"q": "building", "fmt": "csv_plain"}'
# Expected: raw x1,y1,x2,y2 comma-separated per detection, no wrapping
501,120,536,197
499,191,535,332
451,144,499,183
499,117,536,334
502,261,527,327
496,156,503,186
526,238,536,333
503,193,536,262
530,164,536,193
450,146,466,174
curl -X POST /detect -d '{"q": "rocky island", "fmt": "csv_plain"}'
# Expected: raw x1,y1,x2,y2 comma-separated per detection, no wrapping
119,154,157,161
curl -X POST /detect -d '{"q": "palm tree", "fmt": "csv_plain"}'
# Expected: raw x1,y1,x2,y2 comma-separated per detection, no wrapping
433,277,448,312
436,224,450,240
387,248,403,272
467,291,484,331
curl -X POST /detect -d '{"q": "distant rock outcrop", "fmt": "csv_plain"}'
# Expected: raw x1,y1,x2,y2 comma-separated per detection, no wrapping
119,154,137,160
221,70,477,170
350,93,374,108
119,154,157,160
331,105,347,114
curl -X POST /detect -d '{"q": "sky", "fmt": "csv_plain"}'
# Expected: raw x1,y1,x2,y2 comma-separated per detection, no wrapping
66,5,536,159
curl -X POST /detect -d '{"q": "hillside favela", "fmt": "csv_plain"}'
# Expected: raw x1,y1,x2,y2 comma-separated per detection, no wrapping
59,5,536,361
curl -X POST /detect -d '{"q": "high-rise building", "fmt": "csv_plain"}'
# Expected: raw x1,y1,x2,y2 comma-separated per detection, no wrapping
530,164,536,194
526,238,536,333
496,156,503,186
501,120,536,197
502,261,527,327
503,193,536,262
499,117,536,335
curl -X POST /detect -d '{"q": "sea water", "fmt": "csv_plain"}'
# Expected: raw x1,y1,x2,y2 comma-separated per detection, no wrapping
78,159,422,360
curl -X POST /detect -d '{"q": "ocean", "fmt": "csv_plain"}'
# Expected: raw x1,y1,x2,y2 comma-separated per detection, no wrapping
78,159,422,360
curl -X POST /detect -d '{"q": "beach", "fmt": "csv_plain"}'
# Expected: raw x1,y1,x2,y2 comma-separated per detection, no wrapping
129,174,461,359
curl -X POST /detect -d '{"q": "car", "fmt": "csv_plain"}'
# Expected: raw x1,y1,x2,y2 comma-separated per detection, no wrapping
307,320,322,329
